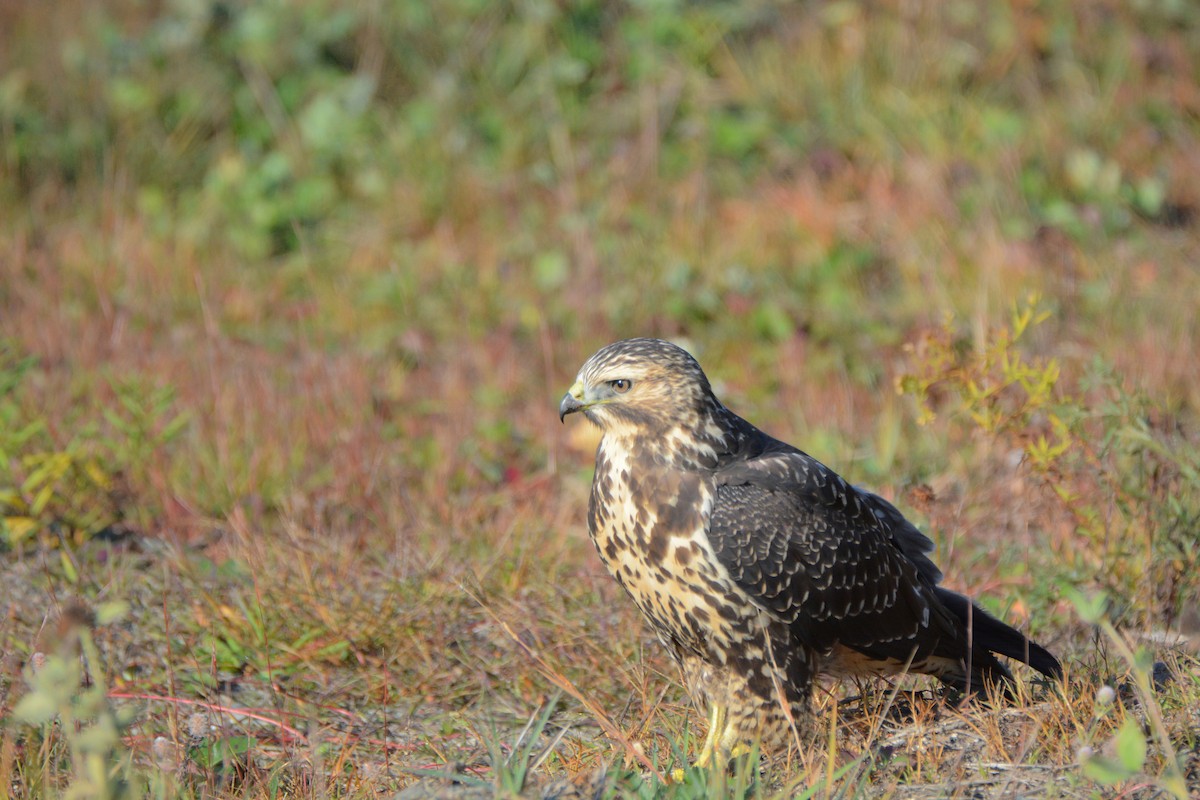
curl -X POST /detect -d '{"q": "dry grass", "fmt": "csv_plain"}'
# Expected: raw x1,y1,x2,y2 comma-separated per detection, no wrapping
2,0,1199,797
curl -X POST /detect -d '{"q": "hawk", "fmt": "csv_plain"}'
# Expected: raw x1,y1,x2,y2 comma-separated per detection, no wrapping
559,338,1061,762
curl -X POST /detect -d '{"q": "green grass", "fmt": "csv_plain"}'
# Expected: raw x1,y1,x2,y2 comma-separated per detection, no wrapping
2,0,1199,797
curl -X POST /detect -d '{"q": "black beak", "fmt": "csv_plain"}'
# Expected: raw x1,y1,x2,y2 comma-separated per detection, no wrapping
559,392,584,423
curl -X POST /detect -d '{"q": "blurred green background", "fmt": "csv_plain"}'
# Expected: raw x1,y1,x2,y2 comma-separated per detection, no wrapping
3,0,1197,534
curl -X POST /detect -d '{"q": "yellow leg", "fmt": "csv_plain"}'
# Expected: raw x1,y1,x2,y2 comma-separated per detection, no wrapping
693,704,726,768
716,716,753,761
672,706,727,781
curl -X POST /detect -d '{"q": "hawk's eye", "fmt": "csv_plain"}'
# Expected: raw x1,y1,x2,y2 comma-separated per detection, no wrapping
609,379,632,394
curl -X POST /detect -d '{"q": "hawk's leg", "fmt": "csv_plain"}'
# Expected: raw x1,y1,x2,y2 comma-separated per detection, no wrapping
691,704,754,770
693,704,727,768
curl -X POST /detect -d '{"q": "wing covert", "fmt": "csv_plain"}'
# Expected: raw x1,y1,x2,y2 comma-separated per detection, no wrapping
708,452,957,659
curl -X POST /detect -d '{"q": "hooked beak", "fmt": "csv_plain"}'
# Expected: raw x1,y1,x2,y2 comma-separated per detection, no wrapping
559,381,586,422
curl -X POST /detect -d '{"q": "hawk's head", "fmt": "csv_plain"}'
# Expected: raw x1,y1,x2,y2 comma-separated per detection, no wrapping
559,338,717,435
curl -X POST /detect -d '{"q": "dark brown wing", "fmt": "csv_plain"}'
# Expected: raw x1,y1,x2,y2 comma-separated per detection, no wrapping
707,447,1062,690
707,452,967,668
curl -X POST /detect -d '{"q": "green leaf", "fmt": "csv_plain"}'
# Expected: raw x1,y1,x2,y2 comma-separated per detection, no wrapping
96,600,130,625
160,411,191,442
3,515,38,545
30,483,55,516
60,550,79,584
533,250,569,292
1065,148,1102,194
1081,753,1130,785
1131,646,1156,673
1114,718,1147,773
1064,586,1107,624
1132,176,1165,217
752,302,793,342
75,720,121,755
13,691,58,724
189,735,255,770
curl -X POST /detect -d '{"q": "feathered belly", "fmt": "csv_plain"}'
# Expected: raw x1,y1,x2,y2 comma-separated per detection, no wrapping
588,452,770,664
818,644,962,683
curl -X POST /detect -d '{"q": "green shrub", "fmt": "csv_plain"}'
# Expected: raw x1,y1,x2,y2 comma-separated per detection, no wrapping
898,298,1200,626
0,340,188,549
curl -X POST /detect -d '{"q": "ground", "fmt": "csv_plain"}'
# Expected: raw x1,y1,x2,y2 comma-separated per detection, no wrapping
1,1,1199,797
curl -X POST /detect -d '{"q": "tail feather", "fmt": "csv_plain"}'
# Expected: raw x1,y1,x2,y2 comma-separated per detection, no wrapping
934,587,1062,694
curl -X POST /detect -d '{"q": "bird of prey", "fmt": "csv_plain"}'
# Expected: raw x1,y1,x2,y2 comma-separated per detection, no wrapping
559,338,1061,762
